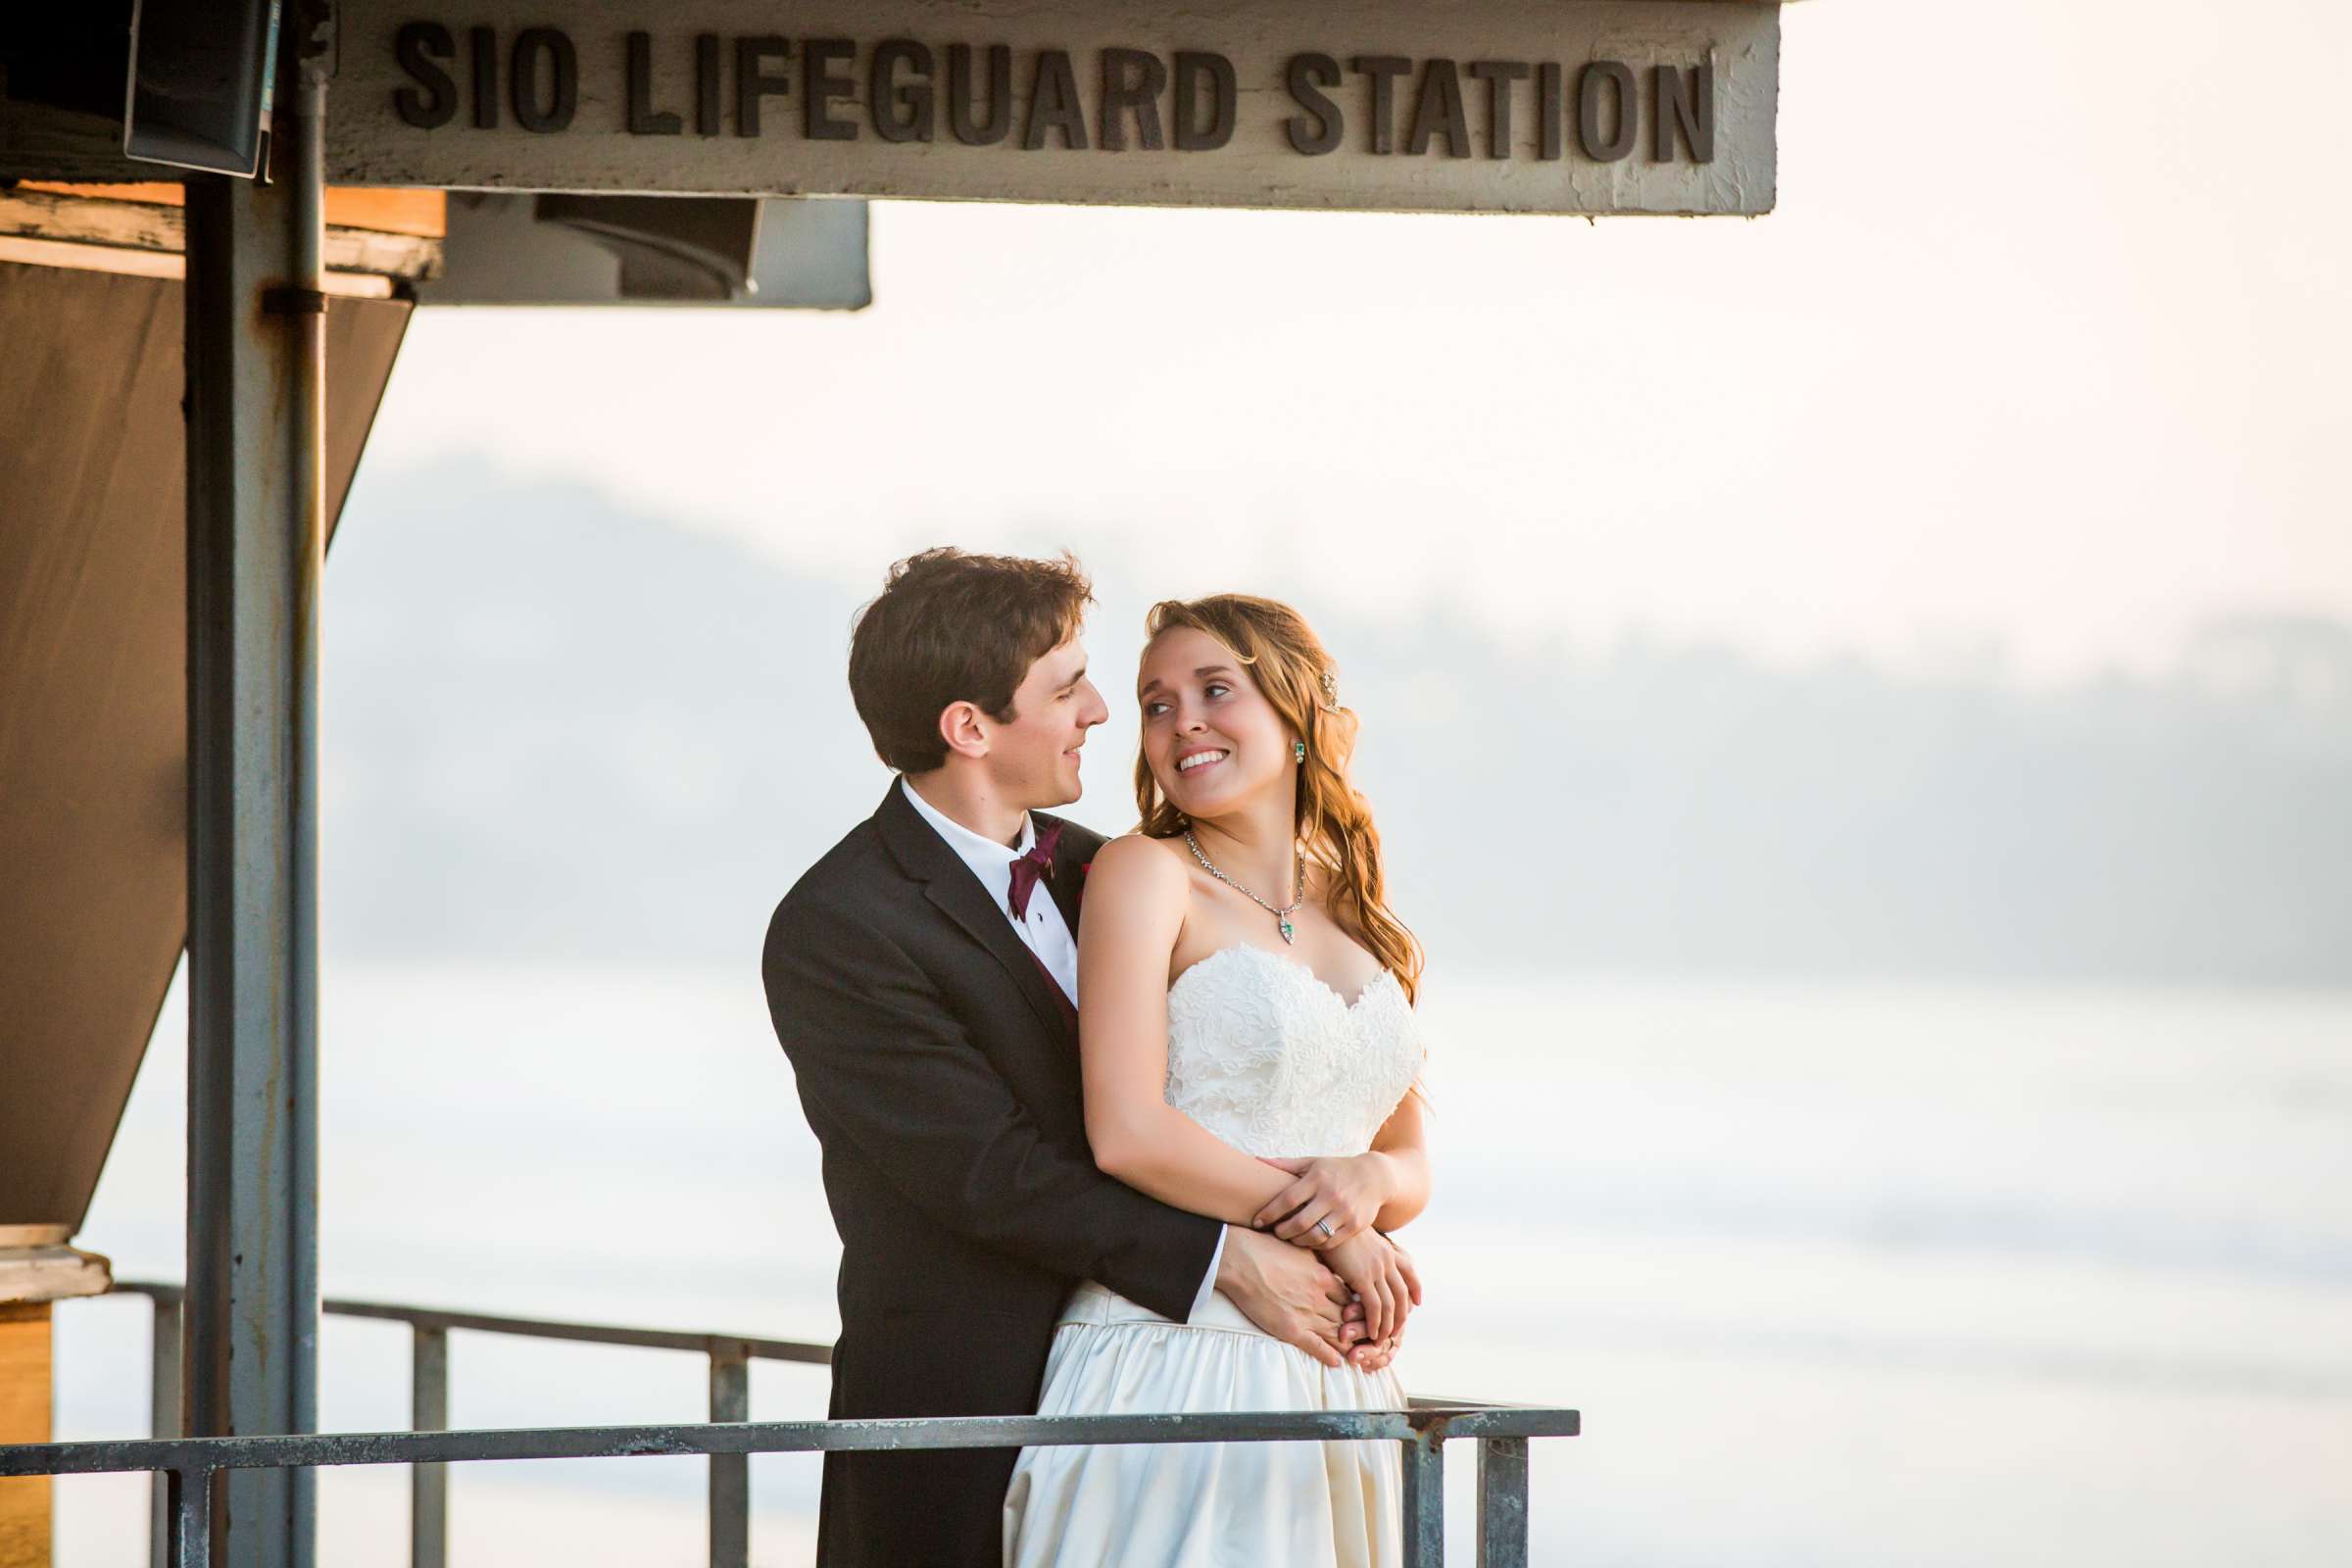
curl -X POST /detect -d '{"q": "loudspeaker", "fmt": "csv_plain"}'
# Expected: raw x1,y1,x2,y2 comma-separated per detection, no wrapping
123,0,276,175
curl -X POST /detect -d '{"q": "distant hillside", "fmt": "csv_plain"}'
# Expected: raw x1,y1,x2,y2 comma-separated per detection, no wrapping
321,459,2352,987
1350,618,2352,986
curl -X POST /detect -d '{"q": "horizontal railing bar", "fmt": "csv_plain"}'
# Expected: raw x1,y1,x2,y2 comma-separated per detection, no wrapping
0,1405,1578,1479
113,1281,831,1366
1400,1407,1578,1440
1408,1394,1541,1411
319,1302,831,1366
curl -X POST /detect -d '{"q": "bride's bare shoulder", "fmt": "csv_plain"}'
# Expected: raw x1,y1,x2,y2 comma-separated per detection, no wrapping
1087,833,1191,895
1082,835,1192,940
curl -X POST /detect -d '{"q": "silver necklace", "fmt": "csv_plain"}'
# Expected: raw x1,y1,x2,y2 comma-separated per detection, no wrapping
1183,830,1305,945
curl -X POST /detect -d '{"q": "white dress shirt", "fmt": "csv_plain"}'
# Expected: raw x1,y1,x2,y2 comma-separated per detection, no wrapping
899,777,1225,1317
900,775,1079,997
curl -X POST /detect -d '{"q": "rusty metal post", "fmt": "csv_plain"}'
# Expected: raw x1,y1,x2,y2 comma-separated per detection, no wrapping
1399,1427,1445,1568
1476,1437,1530,1567
180,5,329,1566
169,1468,216,1568
410,1326,448,1568
708,1344,751,1568
150,1295,182,1568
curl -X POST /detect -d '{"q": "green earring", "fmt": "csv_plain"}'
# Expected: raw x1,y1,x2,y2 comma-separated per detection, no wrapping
1293,740,1307,762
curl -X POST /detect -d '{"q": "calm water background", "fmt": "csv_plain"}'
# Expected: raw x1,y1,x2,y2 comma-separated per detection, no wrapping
50,961,2352,1565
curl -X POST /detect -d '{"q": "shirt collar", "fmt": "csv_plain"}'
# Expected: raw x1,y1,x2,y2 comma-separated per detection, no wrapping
899,776,1035,900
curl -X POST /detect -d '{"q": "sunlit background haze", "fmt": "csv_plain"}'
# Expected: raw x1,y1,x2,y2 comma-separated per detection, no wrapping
52,1,2352,1564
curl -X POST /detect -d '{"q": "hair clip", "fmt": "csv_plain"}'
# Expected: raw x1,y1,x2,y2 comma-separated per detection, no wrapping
1318,668,1340,709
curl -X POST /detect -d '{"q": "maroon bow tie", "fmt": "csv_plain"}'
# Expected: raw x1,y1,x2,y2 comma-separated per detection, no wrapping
1007,821,1062,921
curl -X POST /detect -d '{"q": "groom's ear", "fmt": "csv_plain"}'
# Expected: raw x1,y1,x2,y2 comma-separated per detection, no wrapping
938,700,992,762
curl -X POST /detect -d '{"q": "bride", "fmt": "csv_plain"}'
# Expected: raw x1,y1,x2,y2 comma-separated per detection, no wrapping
1004,594,1431,1568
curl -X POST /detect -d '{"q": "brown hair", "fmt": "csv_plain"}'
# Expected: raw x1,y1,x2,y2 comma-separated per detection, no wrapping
849,548,1094,773
1134,594,1425,1003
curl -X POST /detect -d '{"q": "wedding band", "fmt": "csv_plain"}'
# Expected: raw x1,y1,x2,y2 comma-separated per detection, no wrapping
1313,1218,1336,1241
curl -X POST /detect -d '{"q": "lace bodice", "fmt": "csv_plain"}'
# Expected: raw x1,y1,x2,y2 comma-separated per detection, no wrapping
1162,944,1423,1158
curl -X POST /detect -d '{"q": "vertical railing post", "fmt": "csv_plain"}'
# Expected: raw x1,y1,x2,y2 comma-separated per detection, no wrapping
180,8,331,1567
167,1467,215,1568
708,1343,751,1568
1477,1437,1530,1567
411,1326,449,1568
150,1296,182,1568
1399,1426,1446,1568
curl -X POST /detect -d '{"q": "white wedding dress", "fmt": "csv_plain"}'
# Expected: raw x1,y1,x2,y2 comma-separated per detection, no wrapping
1003,943,1426,1568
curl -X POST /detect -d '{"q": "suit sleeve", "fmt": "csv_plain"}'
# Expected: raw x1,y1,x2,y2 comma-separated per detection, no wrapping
762,893,1221,1323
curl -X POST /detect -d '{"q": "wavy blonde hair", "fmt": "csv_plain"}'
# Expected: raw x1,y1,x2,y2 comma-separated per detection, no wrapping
1134,594,1424,1004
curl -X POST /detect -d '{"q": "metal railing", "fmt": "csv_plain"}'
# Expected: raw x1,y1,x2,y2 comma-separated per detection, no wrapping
4,1281,1577,1568
120,1280,830,1568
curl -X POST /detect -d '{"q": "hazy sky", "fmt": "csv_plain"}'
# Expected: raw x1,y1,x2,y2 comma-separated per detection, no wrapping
365,0,2350,685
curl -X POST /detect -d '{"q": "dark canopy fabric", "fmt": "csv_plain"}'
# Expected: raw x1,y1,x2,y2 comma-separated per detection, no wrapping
0,261,409,1233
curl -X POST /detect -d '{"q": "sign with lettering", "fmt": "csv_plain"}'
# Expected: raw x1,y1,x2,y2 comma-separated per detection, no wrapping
330,0,1779,215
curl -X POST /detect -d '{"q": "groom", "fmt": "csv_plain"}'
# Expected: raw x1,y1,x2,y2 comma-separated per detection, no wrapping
763,549,1380,1567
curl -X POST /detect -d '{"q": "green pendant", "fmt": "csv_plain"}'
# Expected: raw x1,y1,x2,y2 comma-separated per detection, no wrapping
1279,917,1296,945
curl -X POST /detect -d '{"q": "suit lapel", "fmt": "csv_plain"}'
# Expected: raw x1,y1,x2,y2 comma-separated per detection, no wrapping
875,784,1076,1048
1034,809,1088,942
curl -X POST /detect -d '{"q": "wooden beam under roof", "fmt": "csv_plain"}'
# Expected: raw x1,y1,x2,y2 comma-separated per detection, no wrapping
0,181,443,280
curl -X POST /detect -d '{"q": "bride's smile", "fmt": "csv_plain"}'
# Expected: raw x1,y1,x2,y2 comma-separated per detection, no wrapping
1138,626,1299,816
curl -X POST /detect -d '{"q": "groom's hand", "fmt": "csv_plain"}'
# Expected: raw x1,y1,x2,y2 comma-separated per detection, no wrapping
1215,1226,1365,1369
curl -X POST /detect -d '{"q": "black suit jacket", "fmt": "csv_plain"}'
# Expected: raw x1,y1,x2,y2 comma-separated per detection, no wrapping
761,784,1223,1567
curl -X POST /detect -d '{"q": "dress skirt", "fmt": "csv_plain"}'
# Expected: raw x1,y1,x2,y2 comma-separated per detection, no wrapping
1003,1281,1405,1568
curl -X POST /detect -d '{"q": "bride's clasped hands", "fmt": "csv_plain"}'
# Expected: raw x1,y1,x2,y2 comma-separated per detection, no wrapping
1256,1154,1426,1348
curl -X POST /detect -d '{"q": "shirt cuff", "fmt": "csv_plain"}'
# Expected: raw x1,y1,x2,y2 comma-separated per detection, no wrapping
1189,1225,1230,1320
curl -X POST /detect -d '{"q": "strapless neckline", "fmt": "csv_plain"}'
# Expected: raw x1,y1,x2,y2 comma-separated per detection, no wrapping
1168,941,1399,1014
1159,938,1420,1160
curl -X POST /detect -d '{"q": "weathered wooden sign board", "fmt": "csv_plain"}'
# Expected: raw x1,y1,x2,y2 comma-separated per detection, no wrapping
329,0,1780,215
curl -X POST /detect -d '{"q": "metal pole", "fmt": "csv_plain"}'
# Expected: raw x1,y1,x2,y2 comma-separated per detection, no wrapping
708,1345,751,1568
151,1298,183,1568
1476,1437,1530,1567
411,1327,449,1568
181,5,328,1565
169,1468,216,1568
1399,1429,1446,1568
